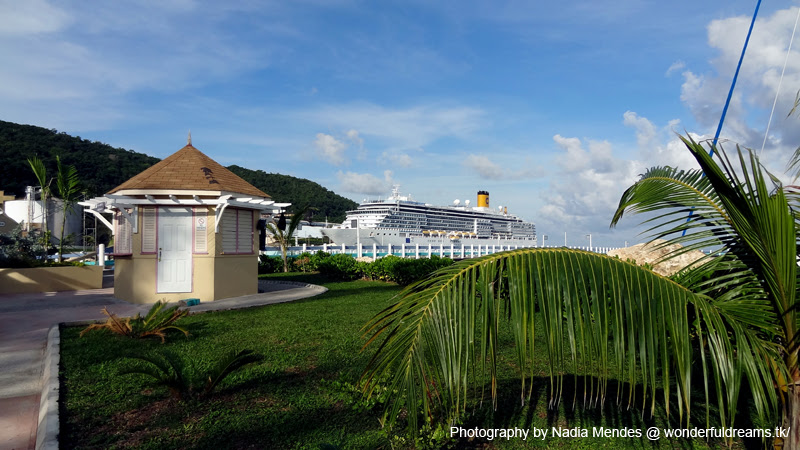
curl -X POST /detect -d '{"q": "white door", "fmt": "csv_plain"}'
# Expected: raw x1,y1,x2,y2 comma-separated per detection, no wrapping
157,207,193,293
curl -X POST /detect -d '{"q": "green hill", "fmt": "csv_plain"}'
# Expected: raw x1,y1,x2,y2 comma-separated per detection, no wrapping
227,166,356,223
0,120,357,222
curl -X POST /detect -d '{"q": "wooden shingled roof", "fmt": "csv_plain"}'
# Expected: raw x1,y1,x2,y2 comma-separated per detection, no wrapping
108,144,270,198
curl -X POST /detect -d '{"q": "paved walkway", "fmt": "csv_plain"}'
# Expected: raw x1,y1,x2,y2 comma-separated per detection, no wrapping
0,280,326,450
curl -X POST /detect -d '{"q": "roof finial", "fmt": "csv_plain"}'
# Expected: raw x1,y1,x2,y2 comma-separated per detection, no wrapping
188,130,192,146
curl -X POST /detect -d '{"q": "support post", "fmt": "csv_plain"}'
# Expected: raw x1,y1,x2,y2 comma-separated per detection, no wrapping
98,244,105,268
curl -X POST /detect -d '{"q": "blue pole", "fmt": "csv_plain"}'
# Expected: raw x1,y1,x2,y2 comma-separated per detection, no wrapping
683,0,761,235
709,0,762,157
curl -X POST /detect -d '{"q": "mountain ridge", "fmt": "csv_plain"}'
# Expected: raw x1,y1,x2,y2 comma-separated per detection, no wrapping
0,120,356,222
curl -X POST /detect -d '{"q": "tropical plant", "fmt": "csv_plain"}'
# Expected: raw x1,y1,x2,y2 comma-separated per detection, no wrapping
54,155,82,262
265,208,307,272
0,225,49,268
258,254,284,274
317,253,362,281
27,155,51,259
80,301,190,343
361,136,798,446
119,348,263,400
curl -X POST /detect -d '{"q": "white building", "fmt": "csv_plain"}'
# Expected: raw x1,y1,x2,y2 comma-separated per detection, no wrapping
3,187,83,243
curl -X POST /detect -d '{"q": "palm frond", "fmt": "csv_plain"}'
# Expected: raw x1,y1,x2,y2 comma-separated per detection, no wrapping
361,248,779,433
679,138,797,353
204,349,263,395
27,156,49,195
80,302,188,343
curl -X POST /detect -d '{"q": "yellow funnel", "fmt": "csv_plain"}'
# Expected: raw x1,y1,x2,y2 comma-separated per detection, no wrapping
477,190,489,208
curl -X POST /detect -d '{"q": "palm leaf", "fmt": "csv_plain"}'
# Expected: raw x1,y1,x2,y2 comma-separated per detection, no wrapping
119,350,189,399
361,248,779,433
203,349,263,395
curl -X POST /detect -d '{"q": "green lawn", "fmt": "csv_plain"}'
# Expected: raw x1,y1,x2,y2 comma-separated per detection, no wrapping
59,273,761,449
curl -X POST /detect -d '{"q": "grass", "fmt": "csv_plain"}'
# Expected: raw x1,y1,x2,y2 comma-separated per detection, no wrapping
60,273,763,449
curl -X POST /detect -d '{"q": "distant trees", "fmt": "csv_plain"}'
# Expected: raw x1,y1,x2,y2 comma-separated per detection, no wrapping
2,120,158,198
228,165,357,223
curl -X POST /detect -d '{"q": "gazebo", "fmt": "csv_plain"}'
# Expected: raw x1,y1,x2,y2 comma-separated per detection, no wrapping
80,137,288,304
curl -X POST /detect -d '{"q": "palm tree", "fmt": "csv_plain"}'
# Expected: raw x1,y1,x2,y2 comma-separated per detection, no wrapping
265,208,306,272
27,156,51,259
54,156,81,262
362,135,798,446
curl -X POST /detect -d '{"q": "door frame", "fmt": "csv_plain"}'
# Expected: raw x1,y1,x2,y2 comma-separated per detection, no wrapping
155,206,193,293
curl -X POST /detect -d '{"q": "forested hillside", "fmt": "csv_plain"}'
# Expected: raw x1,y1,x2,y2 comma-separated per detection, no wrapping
0,120,357,222
0,120,159,198
228,166,356,222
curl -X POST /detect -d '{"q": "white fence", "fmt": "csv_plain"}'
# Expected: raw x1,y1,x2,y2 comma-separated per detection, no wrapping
260,243,621,260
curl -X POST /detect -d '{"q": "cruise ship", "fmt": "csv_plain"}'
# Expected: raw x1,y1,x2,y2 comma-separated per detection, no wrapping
321,187,537,247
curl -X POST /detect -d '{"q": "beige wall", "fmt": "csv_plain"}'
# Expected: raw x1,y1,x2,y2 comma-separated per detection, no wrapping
213,254,258,299
0,266,103,295
113,204,259,304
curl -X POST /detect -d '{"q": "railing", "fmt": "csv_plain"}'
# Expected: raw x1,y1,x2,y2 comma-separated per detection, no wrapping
260,243,621,260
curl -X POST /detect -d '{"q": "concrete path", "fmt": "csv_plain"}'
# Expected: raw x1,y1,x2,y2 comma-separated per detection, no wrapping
0,279,326,450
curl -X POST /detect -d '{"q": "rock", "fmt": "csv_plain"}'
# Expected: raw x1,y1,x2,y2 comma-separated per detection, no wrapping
606,239,706,277
355,256,374,263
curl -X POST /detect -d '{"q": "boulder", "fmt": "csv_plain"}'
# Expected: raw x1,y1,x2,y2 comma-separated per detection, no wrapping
606,239,706,277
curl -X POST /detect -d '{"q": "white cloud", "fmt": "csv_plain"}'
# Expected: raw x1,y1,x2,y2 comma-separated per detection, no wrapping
553,134,616,174
665,60,686,76
462,154,542,180
381,151,413,167
346,129,363,147
464,155,504,179
539,132,641,238
336,170,393,195
314,133,348,165
623,111,657,149
295,102,485,151
0,0,72,35
680,6,800,162
0,1,279,130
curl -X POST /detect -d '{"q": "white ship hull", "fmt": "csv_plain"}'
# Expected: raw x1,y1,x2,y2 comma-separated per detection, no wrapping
321,227,537,248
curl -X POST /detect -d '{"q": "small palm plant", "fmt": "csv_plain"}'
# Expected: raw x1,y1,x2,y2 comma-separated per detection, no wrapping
54,155,82,262
80,301,189,343
119,349,263,400
265,207,307,272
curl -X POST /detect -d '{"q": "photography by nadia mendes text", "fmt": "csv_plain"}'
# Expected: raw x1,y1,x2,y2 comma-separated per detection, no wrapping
449,426,790,441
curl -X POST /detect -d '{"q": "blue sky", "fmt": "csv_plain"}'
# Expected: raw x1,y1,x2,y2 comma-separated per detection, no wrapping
2,0,799,247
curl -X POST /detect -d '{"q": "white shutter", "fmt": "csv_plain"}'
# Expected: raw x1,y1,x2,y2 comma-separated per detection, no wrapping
221,208,237,253
115,210,132,255
236,209,253,254
141,207,156,253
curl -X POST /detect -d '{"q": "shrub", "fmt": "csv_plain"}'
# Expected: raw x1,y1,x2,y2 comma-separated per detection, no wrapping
291,250,331,272
364,255,402,281
318,253,362,281
80,301,189,343
310,250,331,270
390,255,454,286
292,252,313,272
258,254,283,274
0,226,54,268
